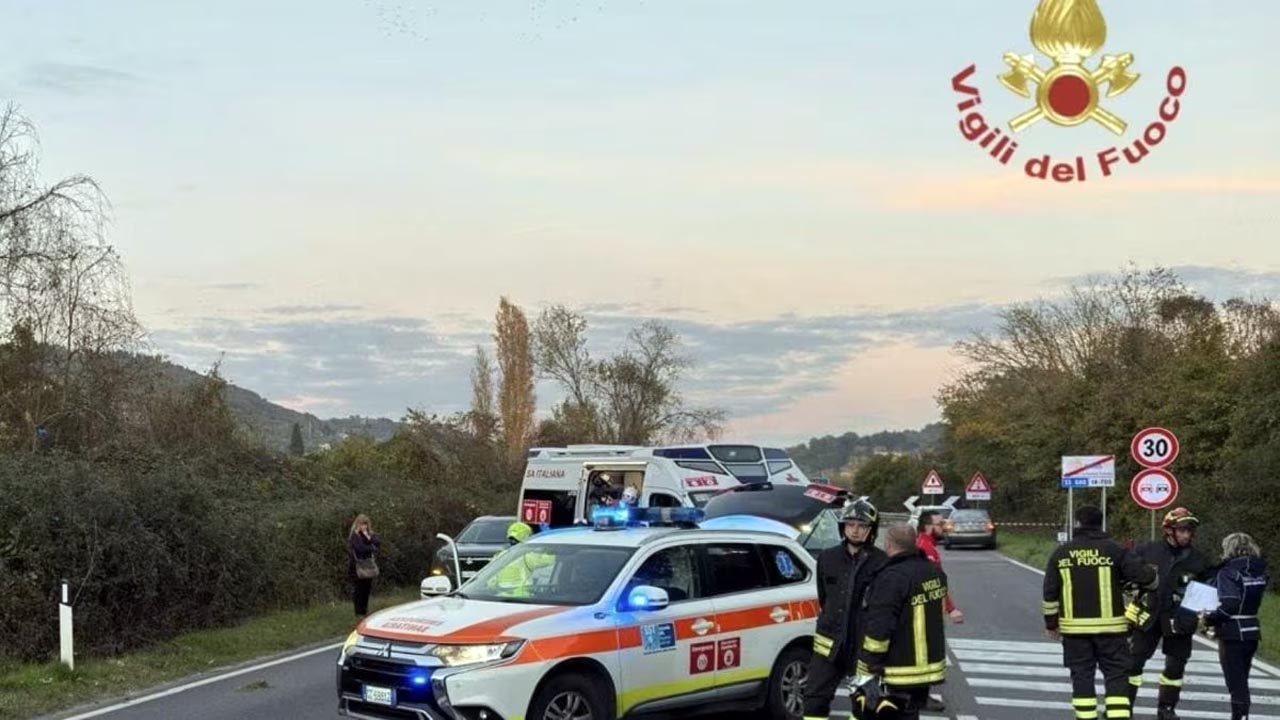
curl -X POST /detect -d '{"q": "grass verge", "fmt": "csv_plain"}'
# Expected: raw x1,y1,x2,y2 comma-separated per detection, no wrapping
0,585,419,720
996,531,1280,665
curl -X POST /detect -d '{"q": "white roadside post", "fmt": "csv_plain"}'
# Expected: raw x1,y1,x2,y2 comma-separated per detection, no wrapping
59,579,74,671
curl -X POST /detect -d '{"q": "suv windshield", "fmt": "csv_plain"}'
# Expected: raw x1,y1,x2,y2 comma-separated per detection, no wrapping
457,519,512,544
463,543,635,605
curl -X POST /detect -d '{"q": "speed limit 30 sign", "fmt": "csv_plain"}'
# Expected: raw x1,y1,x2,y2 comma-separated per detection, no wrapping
1131,468,1178,510
1131,427,1179,469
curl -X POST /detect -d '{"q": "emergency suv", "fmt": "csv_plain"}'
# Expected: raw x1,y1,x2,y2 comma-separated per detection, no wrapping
338,507,818,720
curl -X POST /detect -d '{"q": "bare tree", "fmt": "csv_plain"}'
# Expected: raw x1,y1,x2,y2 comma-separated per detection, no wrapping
468,345,498,440
494,297,536,464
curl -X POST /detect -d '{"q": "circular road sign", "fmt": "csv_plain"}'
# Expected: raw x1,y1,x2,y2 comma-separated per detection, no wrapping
1131,427,1180,469
1131,468,1179,510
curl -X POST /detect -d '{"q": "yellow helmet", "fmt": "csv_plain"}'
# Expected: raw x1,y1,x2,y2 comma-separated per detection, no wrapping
506,521,533,544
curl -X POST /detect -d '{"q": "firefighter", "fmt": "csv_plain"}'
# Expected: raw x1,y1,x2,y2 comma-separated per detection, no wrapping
1043,505,1158,720
850,523,949,720
802,498,889,720
1125,507,1214,720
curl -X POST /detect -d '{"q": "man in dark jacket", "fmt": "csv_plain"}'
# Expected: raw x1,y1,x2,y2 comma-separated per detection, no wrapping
1125,507,1215,720
851,523,949,720
803,498,889,720
1044,505,1157,720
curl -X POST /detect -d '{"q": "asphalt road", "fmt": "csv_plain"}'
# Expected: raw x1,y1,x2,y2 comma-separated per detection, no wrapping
43,547,1280,720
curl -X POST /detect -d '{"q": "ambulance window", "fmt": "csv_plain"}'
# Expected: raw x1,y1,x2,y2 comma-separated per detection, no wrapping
623,546,701,604
767,461,794,474
702,544,770,596
761,546,809,586
648,493,682,508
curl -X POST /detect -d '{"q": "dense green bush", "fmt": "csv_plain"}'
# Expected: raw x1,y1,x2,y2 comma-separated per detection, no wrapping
0,422,518,663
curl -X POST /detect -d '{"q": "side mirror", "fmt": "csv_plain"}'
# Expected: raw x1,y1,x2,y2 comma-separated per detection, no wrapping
626,585,669,611
421,575,453,598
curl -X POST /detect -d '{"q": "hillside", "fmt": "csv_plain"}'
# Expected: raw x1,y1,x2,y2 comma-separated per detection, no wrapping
786,423,945,483
153,359,403,452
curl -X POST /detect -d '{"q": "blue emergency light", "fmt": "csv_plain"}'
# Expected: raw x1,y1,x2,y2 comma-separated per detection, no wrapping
591,506,705,530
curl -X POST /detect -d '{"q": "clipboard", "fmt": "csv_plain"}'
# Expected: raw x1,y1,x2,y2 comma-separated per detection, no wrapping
1179,581,1219,613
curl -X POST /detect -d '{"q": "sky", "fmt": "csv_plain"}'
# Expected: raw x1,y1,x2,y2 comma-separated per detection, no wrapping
3,1,1279,446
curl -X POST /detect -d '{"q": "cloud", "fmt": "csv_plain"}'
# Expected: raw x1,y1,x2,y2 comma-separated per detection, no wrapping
149,302,1003,426
20,62,140,95
263,304,365,315
202,282,260,291
1048,265,1280,304
150,316,476,419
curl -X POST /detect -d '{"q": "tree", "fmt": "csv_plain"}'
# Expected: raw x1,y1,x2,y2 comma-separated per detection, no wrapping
530,306,725,445
468,345,498,441
0,103,143,452
494,297,536,465
289,422,305,456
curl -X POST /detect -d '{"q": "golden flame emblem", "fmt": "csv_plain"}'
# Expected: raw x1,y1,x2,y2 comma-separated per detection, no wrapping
999,0,1139,135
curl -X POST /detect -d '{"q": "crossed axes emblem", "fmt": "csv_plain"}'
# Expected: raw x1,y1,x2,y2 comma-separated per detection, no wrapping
999,51,1139,135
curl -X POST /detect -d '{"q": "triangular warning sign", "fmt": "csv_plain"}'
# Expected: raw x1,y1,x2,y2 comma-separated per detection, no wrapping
967,472,991,493
922,469,944,493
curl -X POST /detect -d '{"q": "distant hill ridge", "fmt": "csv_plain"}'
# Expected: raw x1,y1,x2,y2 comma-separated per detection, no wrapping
155,359,403,452
785,423,944,480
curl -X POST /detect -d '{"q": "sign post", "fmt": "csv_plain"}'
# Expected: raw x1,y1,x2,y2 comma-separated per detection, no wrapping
1061,455,1116,539
1131,427,1181,541
965,472,992,504
921,469,945,502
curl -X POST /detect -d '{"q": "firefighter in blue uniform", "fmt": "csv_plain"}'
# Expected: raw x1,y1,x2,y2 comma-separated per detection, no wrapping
1203,532,1270,720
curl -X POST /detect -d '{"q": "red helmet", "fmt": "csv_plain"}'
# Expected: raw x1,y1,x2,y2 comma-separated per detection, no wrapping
1162,507,1199,531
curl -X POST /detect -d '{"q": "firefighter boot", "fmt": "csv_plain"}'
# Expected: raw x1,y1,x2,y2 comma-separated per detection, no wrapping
1231,700,1249,720
1156,705,1181,720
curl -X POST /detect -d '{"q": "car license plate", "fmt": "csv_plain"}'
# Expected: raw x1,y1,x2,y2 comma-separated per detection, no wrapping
363,684,395,706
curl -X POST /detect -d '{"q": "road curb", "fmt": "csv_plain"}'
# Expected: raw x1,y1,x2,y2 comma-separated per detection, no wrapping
995,550,1280,679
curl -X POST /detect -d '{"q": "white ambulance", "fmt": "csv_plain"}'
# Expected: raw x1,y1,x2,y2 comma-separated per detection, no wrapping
516,443,810,529
338,507,818,720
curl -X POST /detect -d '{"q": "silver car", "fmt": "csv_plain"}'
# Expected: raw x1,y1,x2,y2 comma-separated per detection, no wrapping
943,508,998,549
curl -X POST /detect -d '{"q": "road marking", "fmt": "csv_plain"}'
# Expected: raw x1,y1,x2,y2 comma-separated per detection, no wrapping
975,696,1280,719
996,550,1280,678
57,641,343,719
958,661,1280,690
966,677,1280,705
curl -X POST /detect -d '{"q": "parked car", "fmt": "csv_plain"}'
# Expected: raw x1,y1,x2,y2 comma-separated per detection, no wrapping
428,515,516,590
700,481,851,557
340,506,817,720
943,508,998,549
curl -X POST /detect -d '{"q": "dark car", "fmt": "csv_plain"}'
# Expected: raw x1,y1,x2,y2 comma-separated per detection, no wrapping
428,514,516,588
701,481,852,557
944,507,998,549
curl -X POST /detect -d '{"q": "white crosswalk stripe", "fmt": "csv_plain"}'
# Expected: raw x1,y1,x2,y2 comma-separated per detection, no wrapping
948,637,1280,719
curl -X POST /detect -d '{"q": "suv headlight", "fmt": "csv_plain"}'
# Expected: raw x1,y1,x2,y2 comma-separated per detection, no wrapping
339,630,360,663
428,641,524,667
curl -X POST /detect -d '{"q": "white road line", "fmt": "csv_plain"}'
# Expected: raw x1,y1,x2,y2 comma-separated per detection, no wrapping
57,641,344,720
975,696,1280,719
950,647,1246,676
996,550,1280,678
958,661,1280,690
949,637,1060,654
966,677,1280,705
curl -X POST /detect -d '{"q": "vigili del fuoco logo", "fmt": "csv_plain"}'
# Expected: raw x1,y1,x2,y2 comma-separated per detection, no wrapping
950,0,1186,182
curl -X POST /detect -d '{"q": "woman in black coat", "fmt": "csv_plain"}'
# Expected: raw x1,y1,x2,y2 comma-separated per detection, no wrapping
1203,532,1269,720
347,514,382,617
